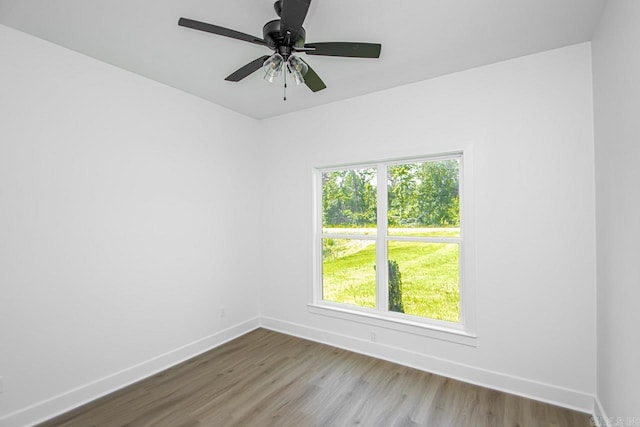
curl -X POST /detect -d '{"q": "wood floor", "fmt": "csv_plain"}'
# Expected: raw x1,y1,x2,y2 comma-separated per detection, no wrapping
38,328,593,427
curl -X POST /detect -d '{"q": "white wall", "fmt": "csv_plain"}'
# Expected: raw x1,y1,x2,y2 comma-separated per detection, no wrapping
259,43,597,411
592,0,640,422
0,25,261,426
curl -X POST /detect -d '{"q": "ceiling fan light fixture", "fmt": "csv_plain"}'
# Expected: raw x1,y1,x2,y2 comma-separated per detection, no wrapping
288,55,308,86
263,53,284,83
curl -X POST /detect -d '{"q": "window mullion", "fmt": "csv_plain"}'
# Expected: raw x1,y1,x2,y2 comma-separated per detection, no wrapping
376,163,388,312
386,235,461,244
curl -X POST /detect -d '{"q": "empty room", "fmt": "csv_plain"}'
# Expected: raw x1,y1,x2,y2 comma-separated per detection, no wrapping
0,0,638,426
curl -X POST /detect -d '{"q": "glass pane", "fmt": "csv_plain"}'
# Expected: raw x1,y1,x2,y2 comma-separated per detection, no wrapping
322,167,377,235
388,159,460,238
322,238,376,309
388,241,460,323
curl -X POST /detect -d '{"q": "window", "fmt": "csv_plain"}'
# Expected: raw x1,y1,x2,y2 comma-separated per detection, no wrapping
313,153,473,337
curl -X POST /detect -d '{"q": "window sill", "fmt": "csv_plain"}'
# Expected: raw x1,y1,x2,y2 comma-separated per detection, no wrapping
307,303,477,347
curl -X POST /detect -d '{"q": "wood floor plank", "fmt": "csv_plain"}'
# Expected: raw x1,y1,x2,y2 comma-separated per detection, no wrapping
37,329,593,427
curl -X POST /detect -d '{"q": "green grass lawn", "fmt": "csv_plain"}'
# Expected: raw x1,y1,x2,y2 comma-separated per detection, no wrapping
322,228,460,322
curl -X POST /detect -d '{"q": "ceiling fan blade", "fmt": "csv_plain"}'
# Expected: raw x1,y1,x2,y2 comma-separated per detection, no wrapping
304,42,381,58
280,0,311,37
300,59,326,92
225,55,271,82
178,17,268,47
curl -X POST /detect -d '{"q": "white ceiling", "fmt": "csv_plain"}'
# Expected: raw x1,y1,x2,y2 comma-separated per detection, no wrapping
0,0,605,119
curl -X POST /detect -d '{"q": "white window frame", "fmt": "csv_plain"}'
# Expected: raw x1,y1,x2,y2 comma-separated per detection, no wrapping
310,151,477,346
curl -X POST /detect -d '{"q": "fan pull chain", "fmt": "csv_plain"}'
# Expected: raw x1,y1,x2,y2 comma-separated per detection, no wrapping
283,67,287,101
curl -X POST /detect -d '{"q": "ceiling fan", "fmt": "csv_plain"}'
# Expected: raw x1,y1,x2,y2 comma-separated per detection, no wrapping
178,0,381,97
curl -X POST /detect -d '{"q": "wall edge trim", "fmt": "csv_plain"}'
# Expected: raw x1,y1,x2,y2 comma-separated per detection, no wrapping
0,317,261,427
260,315,595,414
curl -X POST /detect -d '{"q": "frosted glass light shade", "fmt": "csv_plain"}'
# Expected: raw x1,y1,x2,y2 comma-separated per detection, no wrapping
263,53,284,83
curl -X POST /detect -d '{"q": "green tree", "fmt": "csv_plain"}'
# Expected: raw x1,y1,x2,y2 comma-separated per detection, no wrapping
322,168,376,227
415,160,459,226
322,159,459,229
388,164,418,226
388,260,404,313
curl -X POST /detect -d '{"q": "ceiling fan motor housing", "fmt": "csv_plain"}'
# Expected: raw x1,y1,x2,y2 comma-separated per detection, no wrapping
263,19,306,52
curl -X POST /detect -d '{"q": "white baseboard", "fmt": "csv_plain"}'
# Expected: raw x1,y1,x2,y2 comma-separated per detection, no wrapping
593,396,611,427
1,315,596,427
260,316,595,415
0,317,260,427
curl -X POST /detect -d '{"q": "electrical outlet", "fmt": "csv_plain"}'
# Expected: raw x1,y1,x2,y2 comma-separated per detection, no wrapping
370,331,377,342
220,307,225,318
